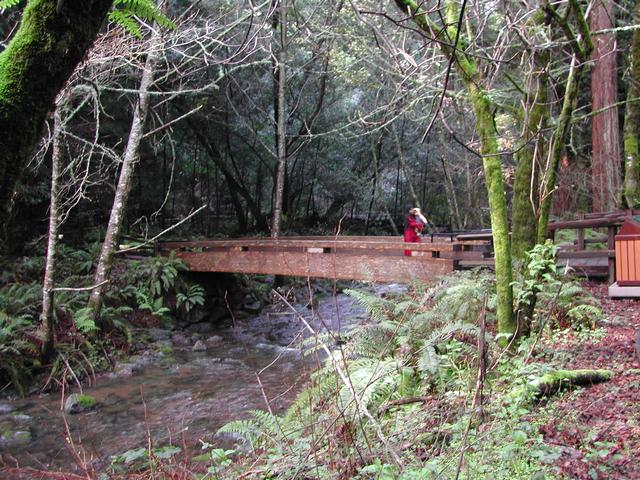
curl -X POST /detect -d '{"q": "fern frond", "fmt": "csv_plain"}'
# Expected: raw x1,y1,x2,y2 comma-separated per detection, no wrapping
424,321,478,346
343,288,394,323
417,344,439,375
73,307,98,333
0,0,21,9
339,358,398,415
342,325,396,359
110,0,176,37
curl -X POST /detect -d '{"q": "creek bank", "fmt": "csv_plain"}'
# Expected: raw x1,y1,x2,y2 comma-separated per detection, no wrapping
0,280,391,472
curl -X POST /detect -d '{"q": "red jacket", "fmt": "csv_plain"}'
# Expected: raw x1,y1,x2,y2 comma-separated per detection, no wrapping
403,214,423,243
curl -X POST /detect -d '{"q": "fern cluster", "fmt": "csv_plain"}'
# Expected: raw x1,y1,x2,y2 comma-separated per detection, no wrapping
0,310,38,396
513,241,603,330
109,0,175,38
216,275,491,478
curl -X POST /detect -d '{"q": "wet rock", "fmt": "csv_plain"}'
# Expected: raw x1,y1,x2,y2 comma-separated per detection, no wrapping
109,350,161,378
185,322,217,334
0,424,31,447
148,328,171,342
10,413,30,423
0,404,14,414
112,363,134,377
64,393,97,414
192,340,207,352
128,352,157,371
153,340,173,354
206,335,223,346
171,333,190,347
242,300,262,314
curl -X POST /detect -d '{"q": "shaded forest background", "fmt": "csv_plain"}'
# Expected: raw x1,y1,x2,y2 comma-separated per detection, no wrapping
2,0,635,255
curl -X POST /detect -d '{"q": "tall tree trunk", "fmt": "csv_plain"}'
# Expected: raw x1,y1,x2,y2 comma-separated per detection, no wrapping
511,24,549,259
537,0,594,241
623,0,640,208
0,0,113,245
271,0,287,238
394,0,515,341
591,0,620,212
39,101,64,361
88,23,162,326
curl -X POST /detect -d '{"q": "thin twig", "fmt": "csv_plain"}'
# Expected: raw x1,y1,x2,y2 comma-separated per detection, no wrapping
51,280,109,293
116,204,207,254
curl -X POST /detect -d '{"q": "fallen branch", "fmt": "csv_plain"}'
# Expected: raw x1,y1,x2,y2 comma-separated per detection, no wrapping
0,468,87,480
377,395,433,415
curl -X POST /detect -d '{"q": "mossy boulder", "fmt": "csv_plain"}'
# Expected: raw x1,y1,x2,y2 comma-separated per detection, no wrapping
64,393,97,414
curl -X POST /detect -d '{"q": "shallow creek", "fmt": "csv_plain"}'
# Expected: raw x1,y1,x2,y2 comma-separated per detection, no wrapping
0,287,401,472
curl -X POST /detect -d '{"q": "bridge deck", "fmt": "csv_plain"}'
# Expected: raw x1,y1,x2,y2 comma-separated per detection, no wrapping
157,212,640,283
159,236,490,283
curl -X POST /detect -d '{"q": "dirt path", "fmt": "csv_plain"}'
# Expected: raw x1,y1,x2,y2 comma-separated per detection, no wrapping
538,282,640,479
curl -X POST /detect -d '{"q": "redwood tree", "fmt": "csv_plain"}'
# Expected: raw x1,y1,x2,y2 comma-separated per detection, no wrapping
590,0,620,212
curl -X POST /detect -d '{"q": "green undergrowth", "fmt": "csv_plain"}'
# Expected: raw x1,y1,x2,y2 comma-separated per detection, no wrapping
199,255,604,479
0,242,204,396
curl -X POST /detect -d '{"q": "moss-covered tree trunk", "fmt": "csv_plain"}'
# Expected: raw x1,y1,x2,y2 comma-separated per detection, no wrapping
537,0,593,242
0,0,113,244
622,0,640,208
394,0,515,340
511,17,550,259
271,0,287,238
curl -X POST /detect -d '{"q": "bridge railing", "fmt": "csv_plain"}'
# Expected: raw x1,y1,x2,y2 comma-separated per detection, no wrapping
157,236,491,283
547,210,640,281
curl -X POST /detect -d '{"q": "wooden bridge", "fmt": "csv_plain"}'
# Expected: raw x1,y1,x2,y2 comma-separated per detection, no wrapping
158,236,491,283
158,211,640,284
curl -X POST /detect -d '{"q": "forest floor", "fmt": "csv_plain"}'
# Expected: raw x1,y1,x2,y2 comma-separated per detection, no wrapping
536,282,640,479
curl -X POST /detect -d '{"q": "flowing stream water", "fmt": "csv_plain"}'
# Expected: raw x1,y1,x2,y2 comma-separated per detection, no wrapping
0,287,402,473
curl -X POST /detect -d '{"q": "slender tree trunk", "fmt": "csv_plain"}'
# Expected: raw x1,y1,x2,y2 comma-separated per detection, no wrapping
88,23,163,326
537,57,588,241
591,0,620,212
39,102,64,361
393,123,420,208
271,0,287,238
623,0,640,208
536,0,594,238
440,156,462,230
0,0,113,244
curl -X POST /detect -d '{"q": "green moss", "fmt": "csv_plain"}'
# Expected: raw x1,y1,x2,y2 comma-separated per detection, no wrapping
159,344,173,355
75,394,97,408
14,430,31,441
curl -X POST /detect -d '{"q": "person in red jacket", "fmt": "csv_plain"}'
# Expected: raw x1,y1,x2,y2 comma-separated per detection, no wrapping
403,207,427,256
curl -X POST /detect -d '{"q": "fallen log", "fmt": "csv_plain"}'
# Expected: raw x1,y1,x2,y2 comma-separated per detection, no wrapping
531,369,613,398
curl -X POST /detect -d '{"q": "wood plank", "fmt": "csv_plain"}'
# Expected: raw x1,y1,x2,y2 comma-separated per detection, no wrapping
175,250,454,283
616,239,622,282
557,249,615,258
160,239,457,253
